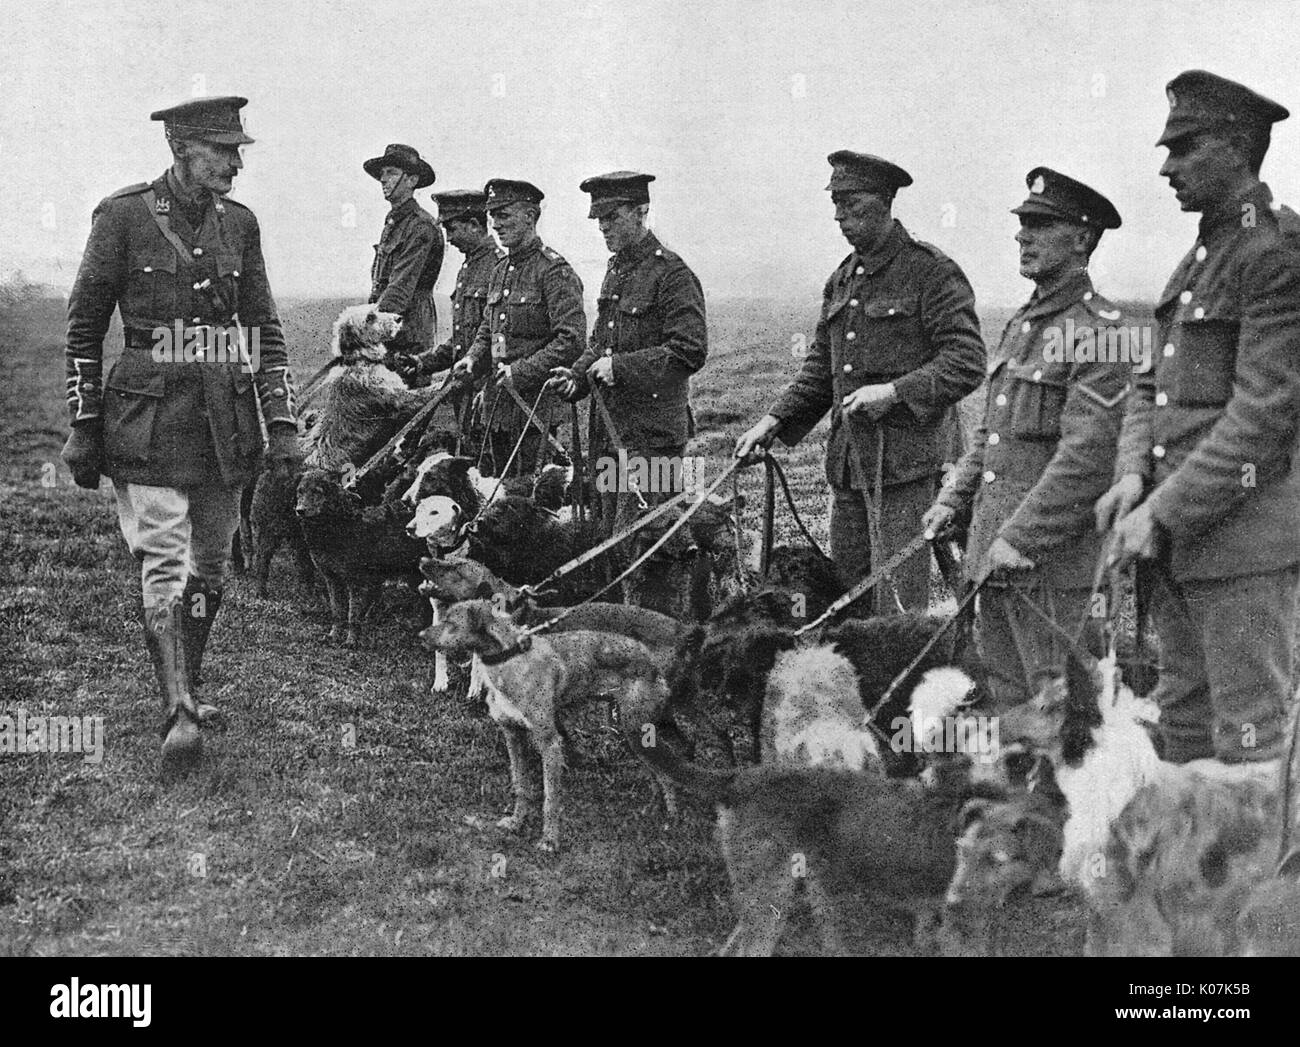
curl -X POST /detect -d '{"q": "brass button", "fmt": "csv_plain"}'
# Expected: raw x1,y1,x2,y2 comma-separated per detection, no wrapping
983,470,996,483
1153,445,1166,459
995,393,1007,406
1155,392,1168,406
846,331,856,340
1196,245,1207,262
1179,290,1192,304
1164,343,1175,357
1021,321,1031,333
1193,306,1205,319
843,364,852,373
192,247,203,256
987,433,1000,446
850,298,859,307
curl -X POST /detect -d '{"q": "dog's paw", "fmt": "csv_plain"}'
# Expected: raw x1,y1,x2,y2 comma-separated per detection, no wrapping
496,814,526,833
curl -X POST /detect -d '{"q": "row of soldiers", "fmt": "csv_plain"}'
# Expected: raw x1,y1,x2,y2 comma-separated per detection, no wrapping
61,69,1300,785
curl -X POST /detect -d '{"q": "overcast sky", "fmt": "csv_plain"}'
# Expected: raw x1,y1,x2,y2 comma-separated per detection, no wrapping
5,0,1300,309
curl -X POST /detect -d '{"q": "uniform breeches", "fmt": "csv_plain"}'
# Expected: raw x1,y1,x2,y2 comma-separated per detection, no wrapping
976,582,1098,711
829,475,935,613
1147,564,1298,763
113,480,242,605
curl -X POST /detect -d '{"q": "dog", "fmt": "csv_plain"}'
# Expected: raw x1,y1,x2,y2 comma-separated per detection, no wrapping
939,792,1066,955
420,599,680,851
630,728,1007,955
303,305,439,472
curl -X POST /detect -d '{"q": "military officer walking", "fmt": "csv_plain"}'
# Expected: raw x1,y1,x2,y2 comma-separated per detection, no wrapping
735,152,986,611
365,143,444,379
60,97,301,767
551,171,707,541
922,169,1128,709
1099,71,1300,778
453,179,586,477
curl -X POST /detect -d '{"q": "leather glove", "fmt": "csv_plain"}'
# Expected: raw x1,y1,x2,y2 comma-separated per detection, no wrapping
265,424,303,480
61,425,103,490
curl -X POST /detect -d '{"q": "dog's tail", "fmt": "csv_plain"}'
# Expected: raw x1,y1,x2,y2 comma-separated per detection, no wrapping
624,725,738,806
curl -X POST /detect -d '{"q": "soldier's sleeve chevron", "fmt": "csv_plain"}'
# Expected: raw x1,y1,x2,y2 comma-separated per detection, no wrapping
255,365,297,427
66,356,103,424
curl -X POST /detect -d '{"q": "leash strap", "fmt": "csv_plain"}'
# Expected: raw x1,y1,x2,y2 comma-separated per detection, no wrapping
500,381,569,457
863,572,990,723
347,374,458,486
764,454,833,565
847,423,899,614
569,400,587,526
476,385,550,513
793,529,929,637
522,484,697,595
524,459,742,636
732,469,751,593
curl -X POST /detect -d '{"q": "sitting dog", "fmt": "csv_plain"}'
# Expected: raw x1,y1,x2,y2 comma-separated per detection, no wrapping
421,599,680,851
630,728,1007,955
304,304,441,472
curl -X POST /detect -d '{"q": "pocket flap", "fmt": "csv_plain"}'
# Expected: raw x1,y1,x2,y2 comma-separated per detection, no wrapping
133,249,177,275
217,252,241,278
617,296,654,316
1008,362,1067,387
861,297,918,319
106,370,166,398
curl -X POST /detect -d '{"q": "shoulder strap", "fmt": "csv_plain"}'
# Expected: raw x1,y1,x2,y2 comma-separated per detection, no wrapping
141,189,192,263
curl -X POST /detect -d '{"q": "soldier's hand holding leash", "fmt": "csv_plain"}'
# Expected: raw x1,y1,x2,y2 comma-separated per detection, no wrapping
547,367,579,401
265,424,303,483
62,426,103,490
841,382,899,421
734,414,782,465
451,356,475,383
1094,473,1145,532
1095,474,1157,567
985,536,1035,572
495,362,514,388
921,501,957,541
586,357,614,388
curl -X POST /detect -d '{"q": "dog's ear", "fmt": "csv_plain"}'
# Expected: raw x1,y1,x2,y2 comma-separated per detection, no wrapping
479,602,521,652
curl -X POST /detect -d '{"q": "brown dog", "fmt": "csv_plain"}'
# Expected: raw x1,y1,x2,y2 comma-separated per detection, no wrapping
421,599,678,851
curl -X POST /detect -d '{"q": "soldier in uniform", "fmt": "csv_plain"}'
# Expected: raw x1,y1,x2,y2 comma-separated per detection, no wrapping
59,97,301,767
452,179,586,477
364,143,444,381
1099,71,1300,779
410,190,504,437
922,169,1128,709
735,151,986,611
550,171,707,539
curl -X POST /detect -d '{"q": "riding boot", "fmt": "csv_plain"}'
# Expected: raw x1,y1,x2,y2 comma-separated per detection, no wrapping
181,576,225,726
143,598,203,768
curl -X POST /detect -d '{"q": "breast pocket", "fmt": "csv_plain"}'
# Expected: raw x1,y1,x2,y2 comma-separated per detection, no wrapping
103,365,166,466
1006,363,1068,442
857,296,928,373
1169,314,1238,406
506,286,549,340
616,295,657,351
128,249,178,322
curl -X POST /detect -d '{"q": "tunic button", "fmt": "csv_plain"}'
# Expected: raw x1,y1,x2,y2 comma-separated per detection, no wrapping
1179,290,1192,304
1196,245,1207,262
81,382,94,390
1193,306,1205,319
855,266,864,275
503,289,509,296
995,393,1007,406
192,317,202,323
192,247,203,256
1021,321,1031,333
843,364,853,373
607,321,614,328
850,298,859,307
1164,343,1176,357
233,270,239,278
888,308,895,316
1032,369,1043,381
1084,291,1093,301
613,294,620,301
1156,392,1168,406
652,392,659,398
509,265,515,272
499,313,506,320
143,266,153,273
846,331,856,340
987,433,1000,446
983,470,996,483
193,282,202,290
1153,445,1166,459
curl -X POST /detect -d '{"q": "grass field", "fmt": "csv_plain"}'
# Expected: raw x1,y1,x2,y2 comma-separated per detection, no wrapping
0,292,1092,956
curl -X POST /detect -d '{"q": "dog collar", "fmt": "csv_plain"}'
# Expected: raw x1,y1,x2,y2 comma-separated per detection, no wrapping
478,634,532,665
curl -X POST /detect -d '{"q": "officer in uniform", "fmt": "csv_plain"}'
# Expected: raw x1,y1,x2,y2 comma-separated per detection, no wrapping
923,168,1128,709
364,143,444,380
551,171,707,538
453,179,586,477
735,151,986,611
60,96,301,767
410,190,504,437
1099,71,1300,779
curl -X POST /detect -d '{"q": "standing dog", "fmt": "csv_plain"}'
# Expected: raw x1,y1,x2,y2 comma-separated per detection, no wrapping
421,599,679,851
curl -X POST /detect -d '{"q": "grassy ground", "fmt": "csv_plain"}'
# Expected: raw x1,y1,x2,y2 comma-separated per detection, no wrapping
0,293,1089,956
